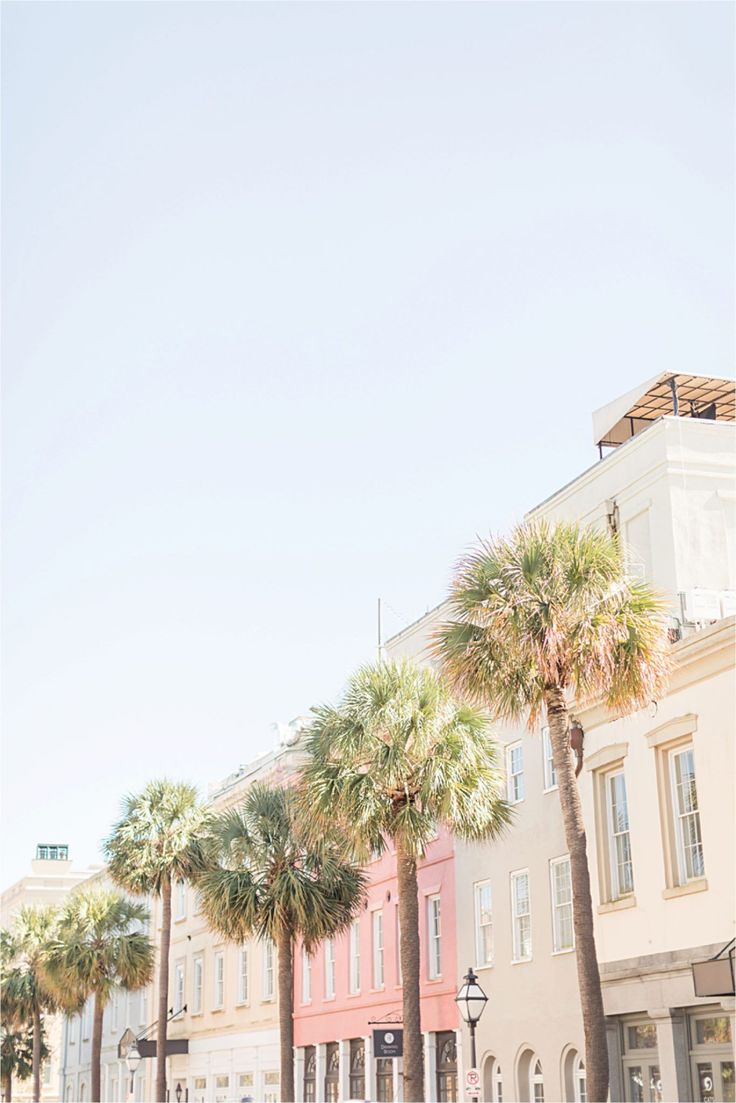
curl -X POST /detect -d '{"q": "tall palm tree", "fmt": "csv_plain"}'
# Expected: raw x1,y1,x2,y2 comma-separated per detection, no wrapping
435,519,671,1103
197,782,366,1103
300,660,511,1103
0,910,60,1103
42,889,155,1103
104,780,209,1103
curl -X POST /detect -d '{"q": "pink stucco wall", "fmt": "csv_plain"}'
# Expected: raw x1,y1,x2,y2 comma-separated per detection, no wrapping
293,829,458,1046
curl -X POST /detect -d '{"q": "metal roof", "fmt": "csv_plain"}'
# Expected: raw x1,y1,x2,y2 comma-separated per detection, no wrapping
592,372,735,448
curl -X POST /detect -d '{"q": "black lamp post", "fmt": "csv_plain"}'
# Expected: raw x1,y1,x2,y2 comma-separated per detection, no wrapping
455,967,488,1070
175,1083,183,1103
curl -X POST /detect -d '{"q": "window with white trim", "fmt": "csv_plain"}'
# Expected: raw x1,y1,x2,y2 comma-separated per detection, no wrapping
175,881,187,921
506,742,525,803
511,870,532,961
670,745,705,882
574,1056,586,1103
606,770,634,898
349,920,360,994
139,987,147,1026
301,946,311,1003
192,956,203,1013
174,962,185,1012
237,945,249,1004
549,857,574,952
542,728,557,791
493,1062,503,1103
474,881,493,967
428,895,441,979
213,951,224,1009
263,939,275,1000
531,1058,545,1103
324,937,336,998
372,910,384,989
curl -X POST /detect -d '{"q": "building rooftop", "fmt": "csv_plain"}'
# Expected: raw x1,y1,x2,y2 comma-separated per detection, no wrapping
592,371,735,451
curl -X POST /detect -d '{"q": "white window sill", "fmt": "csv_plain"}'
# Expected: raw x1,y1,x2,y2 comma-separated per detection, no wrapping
346,991,361,999
543,785,558,794
474,962,494,971
511,956,533,965
662,878,708,900
552,947,575,956
212,1006,224,1014
235,1000,250,1008
598,895,636,914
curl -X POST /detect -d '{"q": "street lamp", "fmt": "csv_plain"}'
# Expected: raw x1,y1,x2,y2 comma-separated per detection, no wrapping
175,1083,183,1103
455,967,488,1070
125,1041,142,1096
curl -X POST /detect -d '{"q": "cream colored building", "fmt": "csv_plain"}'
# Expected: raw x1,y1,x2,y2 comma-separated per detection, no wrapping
1,846,100,1103
386,373,736,1103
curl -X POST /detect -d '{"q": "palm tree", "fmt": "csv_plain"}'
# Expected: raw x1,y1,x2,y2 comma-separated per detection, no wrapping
42,889,154,1103
104,780,209,1103
434,519,671,1103
197,782,366,1103
0,910,60,1103
300,660,511,1103
1,1024,49,1103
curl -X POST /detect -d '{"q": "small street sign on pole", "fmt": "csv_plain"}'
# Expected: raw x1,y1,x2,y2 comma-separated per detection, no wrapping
465,1067,481,1098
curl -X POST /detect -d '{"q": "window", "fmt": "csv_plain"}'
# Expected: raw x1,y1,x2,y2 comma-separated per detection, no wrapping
372,910,384,988
550,857,574,952
507,742,525,803
238,1074,254,1090
304,1047,316,1103
689,1012,734,1103
213,951,224,1009
264,1071,279,1103
325,1043,339,1103
542,728,557,791
192,956,203,1013
493,1062,503,1103
531,1058,544,1103
622,1019,661,1103
376,1058,393,1102
301,946,311,1003
174,962,185,1012
511,870,532,961
671,746,705,882
68,1015,77,1045
175,880,187,920
324,937,336,998
237,945,249,1004
575,1056,586,1103
436,1032,458,1103
214,1075,229,1103
82,999,92,1039
139,986,147,1026
474,881,493,967
263,939,275,1000
428,895,442,979
350,1039,366,1099
349,919,361,994
607,771,634,898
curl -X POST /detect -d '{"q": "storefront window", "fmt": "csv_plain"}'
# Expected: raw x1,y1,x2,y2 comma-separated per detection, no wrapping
437,1032,458,1102
304,1047,316,1103
622,1019,661,1102
325,1043,339,1103
690,1011,735,1102
377,1058,394,1102
350,1038,365,1099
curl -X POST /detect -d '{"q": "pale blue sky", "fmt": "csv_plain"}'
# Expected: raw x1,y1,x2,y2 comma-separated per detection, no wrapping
2,2,733,887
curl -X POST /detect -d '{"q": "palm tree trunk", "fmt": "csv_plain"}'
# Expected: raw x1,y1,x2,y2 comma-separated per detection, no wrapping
276,928,295,1103
156,878,172,1103
396,840,424,1103
2,1067,12,1102
546,687,609,1103
91,993,104,1102
31,1006,41,1103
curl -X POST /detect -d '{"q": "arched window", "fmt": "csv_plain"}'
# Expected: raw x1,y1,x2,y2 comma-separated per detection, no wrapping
575,1056,586,1103
79,1083,87,1102
531,1058,544,1103
494,1062,504,1102
304,1046,316,1103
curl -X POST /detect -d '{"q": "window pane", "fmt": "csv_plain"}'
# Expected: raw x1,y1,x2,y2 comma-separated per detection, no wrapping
721,1062,735,1103
627,1024,657,1050
627,1067,644,1102
695,1018,732,1045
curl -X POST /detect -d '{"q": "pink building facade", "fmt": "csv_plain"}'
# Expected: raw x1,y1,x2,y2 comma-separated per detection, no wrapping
293,830,462,1103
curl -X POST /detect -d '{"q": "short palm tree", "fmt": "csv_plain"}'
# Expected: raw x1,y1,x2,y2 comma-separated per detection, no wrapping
435,519,671,1103
42,889,154,1103
197,782,366,1103
104,780,209,1103
300,660,511,1103
0,1024,49,1103
0,909,59,1103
